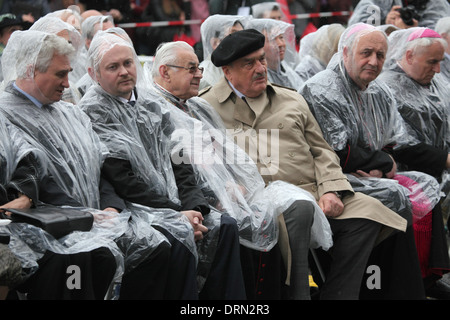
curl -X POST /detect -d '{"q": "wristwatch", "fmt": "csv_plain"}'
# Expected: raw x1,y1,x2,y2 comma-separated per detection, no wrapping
328,191,343,199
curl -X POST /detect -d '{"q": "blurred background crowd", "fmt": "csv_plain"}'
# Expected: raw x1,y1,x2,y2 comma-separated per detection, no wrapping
0,0,358,57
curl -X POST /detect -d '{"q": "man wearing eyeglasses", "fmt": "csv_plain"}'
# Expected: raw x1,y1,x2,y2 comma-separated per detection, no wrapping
161,61,204,101
151,40,335,300
80,30,246,300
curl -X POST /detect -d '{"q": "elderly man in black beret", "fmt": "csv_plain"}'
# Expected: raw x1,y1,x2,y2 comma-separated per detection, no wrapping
199,29,427,299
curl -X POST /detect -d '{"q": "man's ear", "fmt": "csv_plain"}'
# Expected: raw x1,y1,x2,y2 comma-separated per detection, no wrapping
29,64,36,79
87,67,98,82
343,46,349,61
222,65,231,81
159,64,170,80
405,49,414,65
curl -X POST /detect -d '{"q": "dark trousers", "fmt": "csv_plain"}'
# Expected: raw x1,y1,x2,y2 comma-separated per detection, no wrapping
283,200,315,299
360,226,426,299
199,215,246,300
239,200,314,300
118,241,171,300
239,244,288,300
315,218,382,299
18,247,117,300
155,227,198,299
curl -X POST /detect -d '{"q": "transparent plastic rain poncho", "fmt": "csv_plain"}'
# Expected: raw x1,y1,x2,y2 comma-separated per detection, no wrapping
348,0,450,29
28,16,83,104
75,15,116,88
0,83,127,288
46,5,85,83
150,82,333,251
435,17,450,82
378,27,450,198
81,31,221,285
247,18,303,90
300,23,442,221
198,14,252,90
76,27,131,99
295,23,345,85
0,31,173,287
0,115,45,205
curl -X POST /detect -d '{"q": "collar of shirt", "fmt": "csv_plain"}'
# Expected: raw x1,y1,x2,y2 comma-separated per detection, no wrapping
153,81,190,111
227,79,246,99
117,90,136,105
13,81,44,108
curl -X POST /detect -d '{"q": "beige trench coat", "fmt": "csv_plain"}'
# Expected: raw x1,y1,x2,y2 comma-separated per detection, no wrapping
199,78,407,282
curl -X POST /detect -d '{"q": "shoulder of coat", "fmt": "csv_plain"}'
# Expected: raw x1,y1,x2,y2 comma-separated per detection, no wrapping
198,86,212,96
270,83,297,92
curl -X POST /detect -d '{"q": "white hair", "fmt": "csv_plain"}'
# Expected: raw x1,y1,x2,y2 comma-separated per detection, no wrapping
435,16,450,35
404,37,447,57
151,41,195,78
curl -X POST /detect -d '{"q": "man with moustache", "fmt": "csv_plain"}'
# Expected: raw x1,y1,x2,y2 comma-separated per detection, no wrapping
199,28,421,299
150,40,335,300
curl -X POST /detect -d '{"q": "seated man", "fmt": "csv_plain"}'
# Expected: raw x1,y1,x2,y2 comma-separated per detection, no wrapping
79,30,246,300
378,29,450,292
300,23,449,297
150,40,334,300
199,28,417,299
0,29,188,300
379,27,449,199
0,112,117,300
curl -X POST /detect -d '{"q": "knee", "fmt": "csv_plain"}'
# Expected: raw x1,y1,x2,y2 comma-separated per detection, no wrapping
218,215,240,239
220,215,239,230
283,200,315,227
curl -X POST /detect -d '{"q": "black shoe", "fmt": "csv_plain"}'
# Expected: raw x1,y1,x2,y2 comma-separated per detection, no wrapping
426,277,450,300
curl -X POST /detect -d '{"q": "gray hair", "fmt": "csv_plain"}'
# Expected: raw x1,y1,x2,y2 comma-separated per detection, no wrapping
35,33,76,74
152,41,194,78
435,16,450,36
81,15,114,41
403,37,447,57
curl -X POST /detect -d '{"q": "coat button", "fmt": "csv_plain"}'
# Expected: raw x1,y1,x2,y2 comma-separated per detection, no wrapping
278,123,284,129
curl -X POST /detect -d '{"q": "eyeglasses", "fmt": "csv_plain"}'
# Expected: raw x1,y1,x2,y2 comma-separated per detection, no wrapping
166,64,204,74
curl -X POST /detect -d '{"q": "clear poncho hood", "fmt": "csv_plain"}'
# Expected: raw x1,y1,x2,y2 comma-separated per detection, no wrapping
247,18,302,89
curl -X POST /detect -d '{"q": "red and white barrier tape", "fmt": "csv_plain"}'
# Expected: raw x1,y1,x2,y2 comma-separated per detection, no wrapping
117,11,352,29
